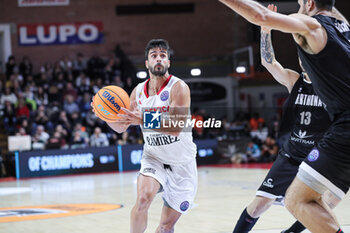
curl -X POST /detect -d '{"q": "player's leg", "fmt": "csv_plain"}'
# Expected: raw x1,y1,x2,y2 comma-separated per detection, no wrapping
233,153,298,233
131,174,161,233
159,158,197,232
285,115,350,233
155,202,181,233
282,190,341,233
233,196,275,233
285,177,340,233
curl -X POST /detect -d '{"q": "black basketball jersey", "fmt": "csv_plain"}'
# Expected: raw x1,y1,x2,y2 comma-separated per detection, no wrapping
296,15,350,119
279,74,332,163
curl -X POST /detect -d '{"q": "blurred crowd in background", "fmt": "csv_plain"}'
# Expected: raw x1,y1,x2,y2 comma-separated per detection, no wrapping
0,52,282,172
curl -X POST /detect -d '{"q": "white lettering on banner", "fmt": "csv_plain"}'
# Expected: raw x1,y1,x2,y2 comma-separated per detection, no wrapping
28,157,41,171
79,24,98,42
18,22,102,46
59,25,75,42
130,150,143,165
19,27,36,44
37,26,56,43
27,153,94,172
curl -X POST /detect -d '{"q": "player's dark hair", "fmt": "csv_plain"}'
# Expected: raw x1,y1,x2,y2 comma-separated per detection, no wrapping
303,0,335,10
145,39,171,60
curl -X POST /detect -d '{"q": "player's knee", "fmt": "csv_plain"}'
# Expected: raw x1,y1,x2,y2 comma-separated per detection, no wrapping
285,185,301,214
136,191,154,210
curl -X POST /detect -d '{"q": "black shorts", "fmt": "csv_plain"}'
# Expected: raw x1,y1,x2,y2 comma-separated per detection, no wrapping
257,151,300,202
300,111,350,199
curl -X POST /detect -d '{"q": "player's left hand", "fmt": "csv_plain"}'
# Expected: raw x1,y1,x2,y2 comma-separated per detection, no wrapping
116,102,142,125
261,4,277,33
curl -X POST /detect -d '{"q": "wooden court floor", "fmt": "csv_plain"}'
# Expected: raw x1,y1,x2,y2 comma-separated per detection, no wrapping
1,167,349,233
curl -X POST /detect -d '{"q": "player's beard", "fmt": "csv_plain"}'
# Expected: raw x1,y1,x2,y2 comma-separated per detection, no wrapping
150,63,168,76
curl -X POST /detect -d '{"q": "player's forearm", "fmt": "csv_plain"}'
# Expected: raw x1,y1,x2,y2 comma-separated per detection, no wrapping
219,0,269,25
107,122,128,134
260,30,276,66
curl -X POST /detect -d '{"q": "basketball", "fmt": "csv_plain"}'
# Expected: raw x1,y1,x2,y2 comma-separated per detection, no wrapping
93,85,130,122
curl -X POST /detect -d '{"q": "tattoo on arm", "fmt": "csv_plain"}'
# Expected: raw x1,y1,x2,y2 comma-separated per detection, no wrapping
261,31,275,64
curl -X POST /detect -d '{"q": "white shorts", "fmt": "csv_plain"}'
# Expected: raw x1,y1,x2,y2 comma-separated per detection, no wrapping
139,155,198,214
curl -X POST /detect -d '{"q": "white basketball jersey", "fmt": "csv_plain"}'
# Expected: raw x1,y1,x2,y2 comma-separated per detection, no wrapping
135,75,197,165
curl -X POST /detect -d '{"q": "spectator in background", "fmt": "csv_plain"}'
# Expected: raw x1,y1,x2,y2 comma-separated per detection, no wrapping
19,118,32,136
63,94,79,116
34,105,49,127
56,111,71,132
55,72,66,94
124,76,134,95
1,87,17,105
92,78,104,94
6,55,16,79
73,53,87,76
23,86,34,101
52,62,63,79
259,136,278,163
55,124,68,142
3,101,17,134
104,55,121,83
79,92,92,118
16,97,30,119
117,131,130,146
70,112,82,126
76,72,92,96
71,131,87,149
25,75,37,93
90,127,109,147
87,55,105,80
73,123,89,143
47,131,66,149
85,109,99,129
59,55,73,73
75,71,90,87
249,112,264,131
245,141,262,163
19,56,33,79
32,125,50,150
36,72,50,92
63,82,78,101
15,127,27,136
34,86,49,106
192,108,204,138
12,67,24,86
40,62,53,80
48,84,60,103
112,75,124,88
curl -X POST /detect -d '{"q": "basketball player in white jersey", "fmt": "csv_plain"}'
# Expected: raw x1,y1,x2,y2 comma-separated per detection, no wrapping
106,39,197,233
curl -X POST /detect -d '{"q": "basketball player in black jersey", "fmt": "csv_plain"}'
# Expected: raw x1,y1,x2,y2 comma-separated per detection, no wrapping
219,0,349,232
232,4,336,233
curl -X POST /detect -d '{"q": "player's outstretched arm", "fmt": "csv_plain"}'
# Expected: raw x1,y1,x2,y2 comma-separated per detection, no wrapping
218,0,319,34
332,7,349,25
260,5,299,93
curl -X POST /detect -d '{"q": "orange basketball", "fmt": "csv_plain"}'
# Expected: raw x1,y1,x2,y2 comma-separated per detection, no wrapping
93,85,130,122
